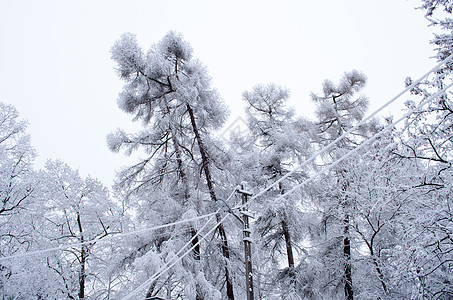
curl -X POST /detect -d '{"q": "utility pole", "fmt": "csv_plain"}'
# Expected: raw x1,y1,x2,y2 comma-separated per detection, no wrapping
238,185,254,300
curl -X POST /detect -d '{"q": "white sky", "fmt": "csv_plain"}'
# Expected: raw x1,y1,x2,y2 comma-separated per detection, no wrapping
0,0,436,187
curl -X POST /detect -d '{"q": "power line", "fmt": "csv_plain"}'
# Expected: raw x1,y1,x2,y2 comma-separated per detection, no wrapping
2,51,451,298
120,66,452,297
245,53,453,204
121,187,240,299
121,213,230,300
97,55,453,298
268,82,453,204
0,186,241,262
0,211,218,262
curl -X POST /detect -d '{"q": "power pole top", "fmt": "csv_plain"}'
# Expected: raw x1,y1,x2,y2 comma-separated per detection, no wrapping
239,184,254,300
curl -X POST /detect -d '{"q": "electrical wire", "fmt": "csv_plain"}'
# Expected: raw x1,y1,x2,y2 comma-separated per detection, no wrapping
245,53,453,204
121,213,230,300
269,82,453,204
0,186,241,263
2,51,452,298
115,55,453,298
120,187,239,299
0,211,218,262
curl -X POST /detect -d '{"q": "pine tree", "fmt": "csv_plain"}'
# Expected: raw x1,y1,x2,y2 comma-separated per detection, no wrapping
238,84,313,298
109,31,234,299
310,70,370,300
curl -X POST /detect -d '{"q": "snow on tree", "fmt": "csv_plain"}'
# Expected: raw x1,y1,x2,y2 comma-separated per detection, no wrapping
228,83,314,298
4,3,452,298
33,160,122,299
386,4,453,297
0,102,39,299
420,0,453,17
335,127,424,298
109,31,236,299
310,70,374,300
0,102,35,218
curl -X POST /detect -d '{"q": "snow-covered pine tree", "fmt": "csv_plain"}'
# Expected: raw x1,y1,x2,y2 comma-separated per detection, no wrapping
310,70,372,300
238,84,313,298
108,31,234,299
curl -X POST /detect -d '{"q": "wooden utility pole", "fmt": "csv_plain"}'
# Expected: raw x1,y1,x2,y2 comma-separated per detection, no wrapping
239,185,254,300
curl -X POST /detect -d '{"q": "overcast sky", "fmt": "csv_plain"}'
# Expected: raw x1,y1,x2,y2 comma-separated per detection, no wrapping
0,0,436,187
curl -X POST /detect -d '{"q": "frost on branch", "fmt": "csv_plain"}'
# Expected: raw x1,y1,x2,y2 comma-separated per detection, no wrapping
312,70,370,143
317,70,367,99
108,32,233,298
157,30,193,61
111,33,145,80
340,70,367,94
106,129,128,153
111,31,227,130
420,0,453,16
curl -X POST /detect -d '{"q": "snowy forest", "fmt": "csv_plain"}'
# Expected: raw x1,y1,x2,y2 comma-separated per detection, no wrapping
1,1,453,299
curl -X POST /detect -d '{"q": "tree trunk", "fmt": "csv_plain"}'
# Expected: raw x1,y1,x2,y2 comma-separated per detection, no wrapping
372,257,388,295
367,242,388,295
171,130,201,260
340,170,353,300
187,104,235,300
279,182,295,269
171,129,203,300
79,252,86,300
344,213,353,300
281,220,295,268
186,104,216,202
77,212,86,300
170,125,190,204
145,281,157,299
